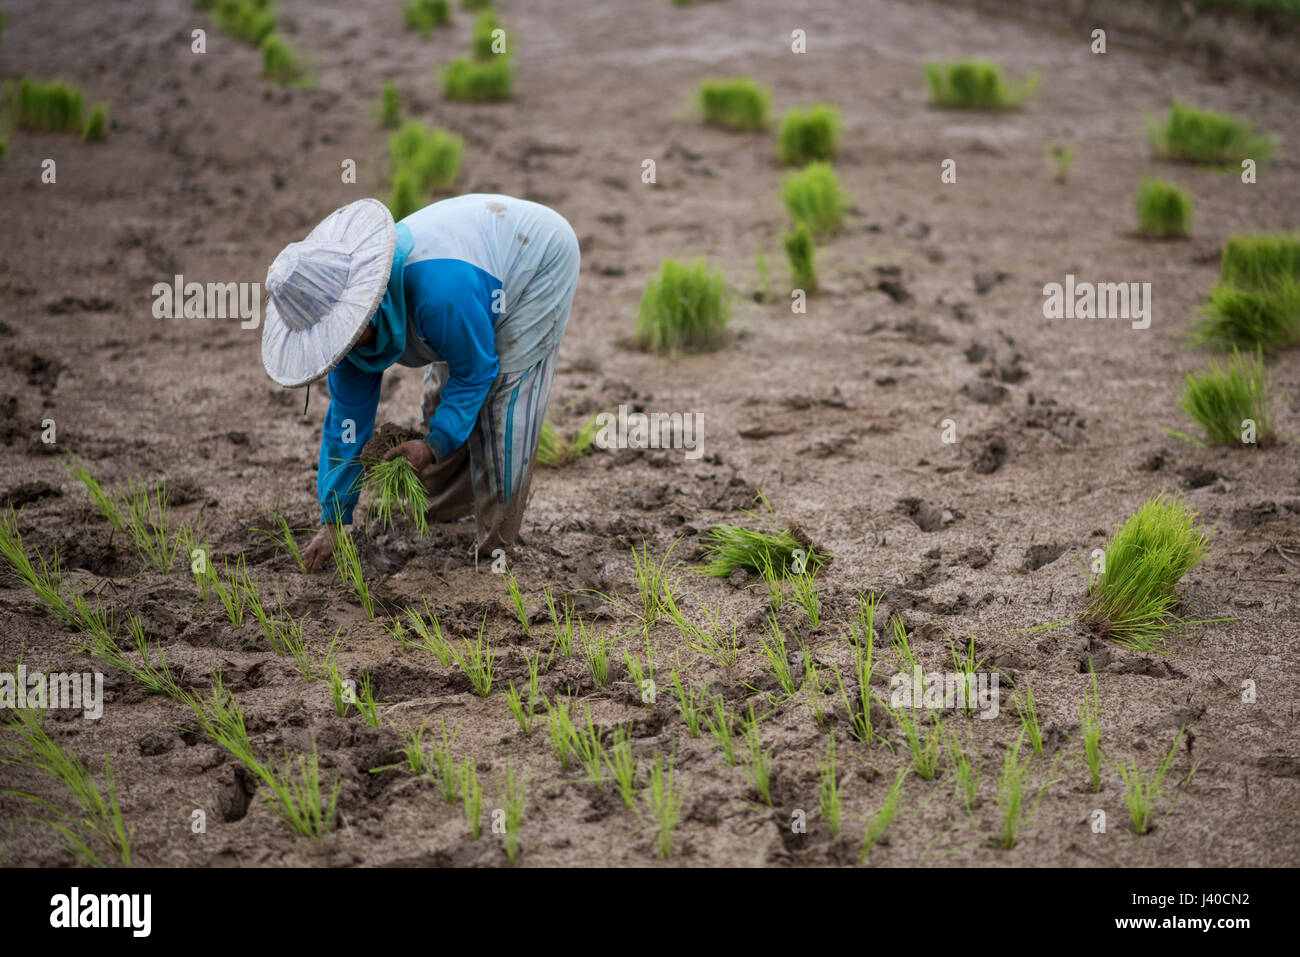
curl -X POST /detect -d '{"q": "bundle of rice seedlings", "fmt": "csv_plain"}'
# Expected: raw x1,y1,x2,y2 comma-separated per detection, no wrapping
1083,494,1213,651
12,77,84,133
1192,233,1300,352
261,34,304,85
924,60,1037,110
389,169,421,220
390,122,463,191
1175,348,1275,447
441,55,513,101
81,105,109,143
214,0,276,46
633,258,730,353
471,9,504,59
1048,144,1073,183
0,507,75,625
536,414,602,467
378,81,401,128
1147,101,1277,166
404,0,450,38
363,455,429,534
700,522,829,578
697,77,770,130
777,104,842,165
1135,176,1193,238
783,222,817,291
781,162,847,237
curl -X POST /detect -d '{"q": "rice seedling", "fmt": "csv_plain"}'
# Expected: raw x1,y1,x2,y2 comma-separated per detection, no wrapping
756,616,797,698
681,604,740,668
860,768,907,861
622,629,657,704
363,455,430,535
1191,278,1300,353
701,504,828,579
1220,232,1300,289
603,726,639,808
118,478,185,573
440,56,513,102
461,759,484,838
275,607,315,681
754,243,772,302
211,556,247,628
1148,101,1277,166
544,587,576,661
1078,661,1103,793
471,9,504,59
0,508,76,625
1118,728,1196,835
406,599,452,665
389,170,421,220
81,104,108,143
389,121,464,197
783,223,818,293
740,703,773,805
787,565,821,627
11,77,84,132
62,454,126,532
704,694,739,766
1048,143,1073,183
240,570,278,650
450,613,495,696
504,652,540,734
626,538,680,627
670,667,704,737
893,704,942,781
777,103,842,166
1135,176,1193,238
535,421,571,467
331,526,374,619
834,630,877,745
996,734,1059,850
1014,681,1044,756
818,732,842,837
214,0,276,46
428,718,461,802
697,76,770,130
325,660,355,718
946,627,987,718
186,675,258,768
944,725,980,817
570,705,607,788
72,608,185,700
500,761,526,864
372,723,430,775
354,672,384,728
1,706,133,867
580,620,613,689
378,81,401,128
781,162,847,237
545,697,576,771
632,257,730,353
1083,493,1213,650
404,0,450,38
924,60,1037,110
261,34,303,85
261,512,306,572
642,753,683,860
262,740,340,838
889,615,920,675
1175,348,1275,447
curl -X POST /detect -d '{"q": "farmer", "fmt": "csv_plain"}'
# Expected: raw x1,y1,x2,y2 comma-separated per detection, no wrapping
260,194,581,570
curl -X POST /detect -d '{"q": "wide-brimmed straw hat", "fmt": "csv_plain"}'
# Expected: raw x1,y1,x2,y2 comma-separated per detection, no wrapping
261,198,396,388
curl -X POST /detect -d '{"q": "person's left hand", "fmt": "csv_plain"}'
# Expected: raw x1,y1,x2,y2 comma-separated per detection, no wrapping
384,439,435,476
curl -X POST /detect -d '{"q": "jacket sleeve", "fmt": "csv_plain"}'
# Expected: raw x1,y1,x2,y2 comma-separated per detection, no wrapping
418,297,500,458
317,360,381,523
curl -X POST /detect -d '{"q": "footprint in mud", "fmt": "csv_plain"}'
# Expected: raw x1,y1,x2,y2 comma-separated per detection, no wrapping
3,347,65,394
973,270,1010,294
898,498,958,532
0,480,61,510
1022,542,1071,571
1179,465,1223,490
969,430,1009,474
961,378,1008,405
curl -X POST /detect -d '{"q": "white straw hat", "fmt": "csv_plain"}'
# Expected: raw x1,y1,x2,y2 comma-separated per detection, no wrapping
261,198,397,387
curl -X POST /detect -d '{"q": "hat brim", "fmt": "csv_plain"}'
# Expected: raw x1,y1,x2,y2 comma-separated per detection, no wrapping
261,198,397,388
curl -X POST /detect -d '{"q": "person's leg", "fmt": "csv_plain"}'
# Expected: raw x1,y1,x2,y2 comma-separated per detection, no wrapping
466,344,561,553
419,362,475,522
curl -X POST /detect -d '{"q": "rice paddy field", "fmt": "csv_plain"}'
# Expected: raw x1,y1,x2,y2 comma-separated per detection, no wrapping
1,0,1299,873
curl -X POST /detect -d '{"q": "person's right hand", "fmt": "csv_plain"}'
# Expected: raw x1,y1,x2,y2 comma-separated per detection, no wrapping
302,525,337,572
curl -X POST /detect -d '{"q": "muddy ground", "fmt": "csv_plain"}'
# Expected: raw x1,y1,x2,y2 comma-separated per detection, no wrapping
1,0,1298,867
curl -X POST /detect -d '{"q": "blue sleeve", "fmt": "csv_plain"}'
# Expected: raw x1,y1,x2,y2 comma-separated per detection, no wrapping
415,286,499,459
318,360,381,523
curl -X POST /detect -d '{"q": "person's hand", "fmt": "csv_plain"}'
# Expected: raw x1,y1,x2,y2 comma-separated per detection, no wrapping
302,525,337,572
384,439,435,477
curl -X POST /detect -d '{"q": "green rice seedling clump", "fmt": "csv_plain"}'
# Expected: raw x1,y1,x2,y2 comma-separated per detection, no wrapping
1148,101,1276,166
261,34,304,85
471,10,505,59
535,421,571,467
697,77,770,130
1176,348,1275,447
633,258,730,353
363,454,430,534
1118,728,1196,835
860,768,907,860
777,103,842,165
388,123,463,190
1083,494,1212,650
81,105,108,143
781,161,847,237
378,81,401,128
924,60,1036,110
1135,176,1192,238
215,0,276,46
1193,233,1300,352
441,56,513,101
783,222,817,292
643,753,683,859
700,521,827,578
12,77,84,133
404,0,450,38
1220,232,1300,289
1048,144,1073,182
